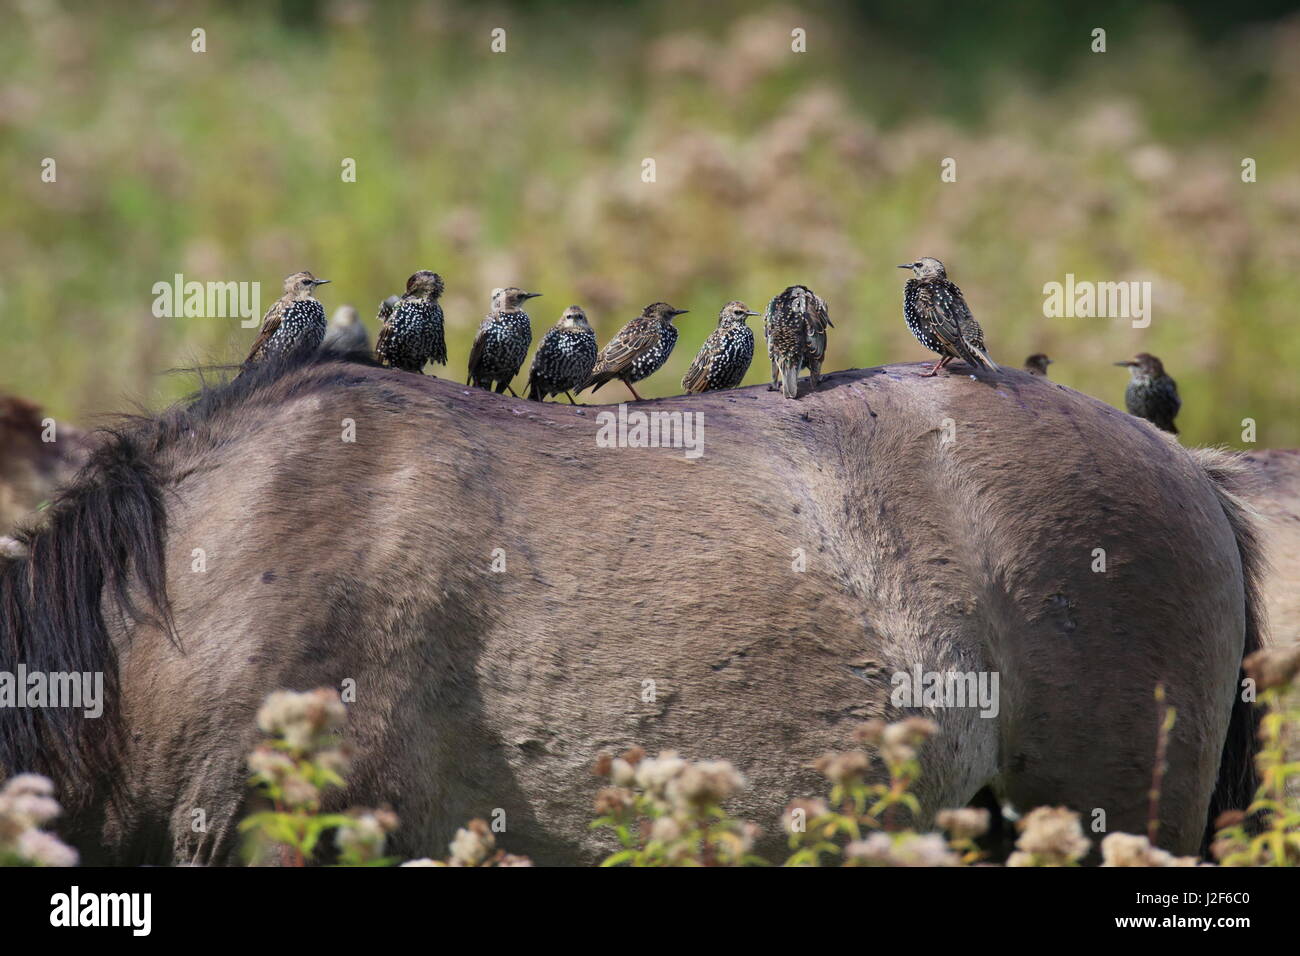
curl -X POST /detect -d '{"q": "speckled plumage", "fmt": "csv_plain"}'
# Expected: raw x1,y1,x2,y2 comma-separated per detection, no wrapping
1117,353,1181,434
581,302,687,402
682,301,757,393
526,305,598,403
244,271,329,365
376,271,446,374
764,285,832,399
898,257,997,377
467,287,540,394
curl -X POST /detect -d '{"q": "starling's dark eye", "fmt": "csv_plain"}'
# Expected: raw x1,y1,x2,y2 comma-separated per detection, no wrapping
914,261,922,267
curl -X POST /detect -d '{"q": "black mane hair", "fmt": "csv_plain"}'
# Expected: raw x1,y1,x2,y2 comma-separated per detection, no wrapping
0,350,380,801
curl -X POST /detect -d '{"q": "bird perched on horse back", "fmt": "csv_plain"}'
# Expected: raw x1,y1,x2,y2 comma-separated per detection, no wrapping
1116,353,1181,434
526,305,598,404
580,302,688,402
375,271,447,374
467,287,541,394
322,305,369,355
1024,353,1052,377
764,285,832,399
682,300,758,393
243,271,330,365
897,258,998,377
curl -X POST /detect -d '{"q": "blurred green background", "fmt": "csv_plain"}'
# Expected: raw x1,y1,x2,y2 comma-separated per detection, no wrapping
1,0,1298,446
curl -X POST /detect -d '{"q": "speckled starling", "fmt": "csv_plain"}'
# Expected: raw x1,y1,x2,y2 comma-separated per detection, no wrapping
682,300,758,393
375,271,447,374
467,287,541,394
898,258,998,377
764,285,832,399
243,271,330,364
377,294,399,322
1024,353,1052,377
1116,352,1181,434
526,305,598,404
580,302,688,402
322,304,369,355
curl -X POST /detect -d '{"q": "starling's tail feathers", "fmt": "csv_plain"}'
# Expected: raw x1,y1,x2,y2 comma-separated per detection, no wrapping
780,363,799,399
965,342,999,372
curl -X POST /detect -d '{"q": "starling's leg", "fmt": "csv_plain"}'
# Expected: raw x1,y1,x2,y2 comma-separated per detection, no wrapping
626,381,644,402
565,392,577,405
920,356,952,377
505,384,518,398
768,358,780,391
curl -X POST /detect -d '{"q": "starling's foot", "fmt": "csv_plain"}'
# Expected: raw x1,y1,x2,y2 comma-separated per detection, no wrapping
506,384,518,398
565,392,577,405
626,382,644,402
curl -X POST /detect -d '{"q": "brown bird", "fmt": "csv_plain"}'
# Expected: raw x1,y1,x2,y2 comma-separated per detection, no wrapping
1024,353,1052,377
467,287,541,394
1116,353,1181,434
682,301,757,393
898,257,997,377
764,286,832,399
581,302,687,402
322,305,369,355
526,305,598,404
244,271,330,364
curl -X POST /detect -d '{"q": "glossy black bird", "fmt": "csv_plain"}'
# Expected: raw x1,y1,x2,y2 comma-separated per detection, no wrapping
764,285,832,399
467,287,541,394
682,301,757,393
580,302,687,402
1024,353,1052,377
322,305,369,355
897,258,997,377
526,305,598,404
375,271,447,373
1116,352,1181,434
244,271,330,364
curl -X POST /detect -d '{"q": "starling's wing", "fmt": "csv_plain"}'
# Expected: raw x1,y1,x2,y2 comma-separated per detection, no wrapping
591,320,658,378
803,292,832,364
923,283,970,357
243,299,284,363
374,316,393,360
466,315,491,383
681,331,719,393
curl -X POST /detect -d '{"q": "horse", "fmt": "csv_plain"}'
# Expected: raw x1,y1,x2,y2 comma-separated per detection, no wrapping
0,353,1263,864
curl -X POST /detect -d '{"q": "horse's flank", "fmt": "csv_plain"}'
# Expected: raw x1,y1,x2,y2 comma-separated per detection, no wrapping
0,354,1263,863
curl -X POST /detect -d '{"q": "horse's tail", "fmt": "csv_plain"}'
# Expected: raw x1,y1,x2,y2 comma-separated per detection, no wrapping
0,425,173,800
1192,448,1266,850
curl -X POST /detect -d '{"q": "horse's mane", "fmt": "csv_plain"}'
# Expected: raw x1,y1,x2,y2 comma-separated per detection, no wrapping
0,350,378,800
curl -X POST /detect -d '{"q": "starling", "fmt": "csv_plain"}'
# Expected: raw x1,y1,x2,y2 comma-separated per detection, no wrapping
1024,353,1052,377
322,305,369,355
377,294,400,322
764,285,832,399
467,287,541,394
580,302,688,402
526,305,598,404
682,300,758,393
375,271,447,374
243,271,330,364
1115,352,1181,434
897,258,998,377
